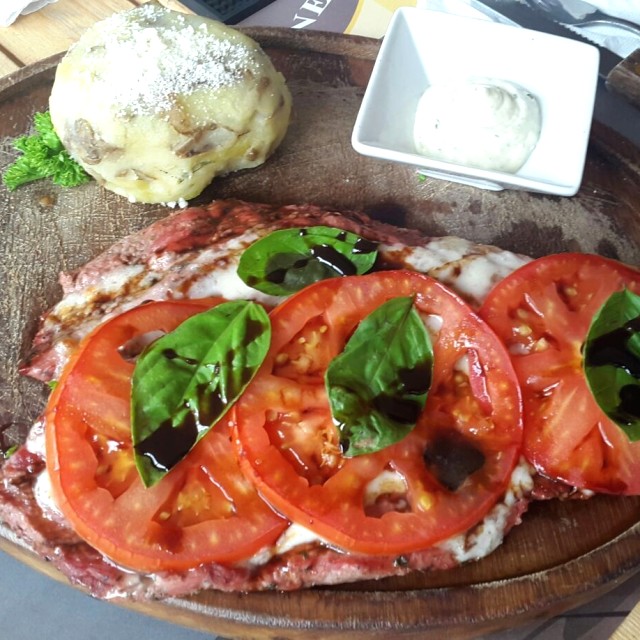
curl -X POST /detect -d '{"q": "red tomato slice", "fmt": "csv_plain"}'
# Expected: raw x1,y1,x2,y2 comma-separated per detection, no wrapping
479,253,640,495
45,299,288,572
232,271,523,555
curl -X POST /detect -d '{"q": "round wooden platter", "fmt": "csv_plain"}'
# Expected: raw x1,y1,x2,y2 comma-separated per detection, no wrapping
1,28,640,640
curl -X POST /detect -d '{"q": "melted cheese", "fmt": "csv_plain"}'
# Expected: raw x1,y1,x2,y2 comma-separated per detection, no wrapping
432,250,530,307
364,469,407,505
40,228,531,386
437,458,534,562
241,459,535,568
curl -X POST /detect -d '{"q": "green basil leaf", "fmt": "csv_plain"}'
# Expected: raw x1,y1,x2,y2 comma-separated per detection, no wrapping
583,288,640,441
131,301,271,486
325,296,433,457
237,226,378,296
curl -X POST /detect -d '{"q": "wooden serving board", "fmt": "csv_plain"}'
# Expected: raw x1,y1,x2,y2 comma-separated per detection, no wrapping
1,28,640,640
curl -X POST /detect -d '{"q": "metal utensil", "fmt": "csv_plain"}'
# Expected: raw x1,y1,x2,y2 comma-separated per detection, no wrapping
525,0,640,37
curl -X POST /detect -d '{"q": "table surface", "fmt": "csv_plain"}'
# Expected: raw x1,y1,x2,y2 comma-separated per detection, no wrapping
0,1,639,639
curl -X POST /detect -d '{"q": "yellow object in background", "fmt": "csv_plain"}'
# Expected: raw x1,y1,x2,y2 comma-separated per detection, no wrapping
345,0,417,37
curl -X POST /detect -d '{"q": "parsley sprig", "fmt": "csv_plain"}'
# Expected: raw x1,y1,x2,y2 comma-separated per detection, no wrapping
2,111,90,191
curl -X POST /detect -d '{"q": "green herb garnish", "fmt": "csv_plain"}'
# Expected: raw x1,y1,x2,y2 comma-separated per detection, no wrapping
3,444,18,459
326,296,433,457
131,301,271,487
2,111,90,191
237,226,379,296
583,288,640,441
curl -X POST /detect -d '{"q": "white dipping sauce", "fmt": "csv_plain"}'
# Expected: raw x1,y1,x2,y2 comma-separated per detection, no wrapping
413,78,541,173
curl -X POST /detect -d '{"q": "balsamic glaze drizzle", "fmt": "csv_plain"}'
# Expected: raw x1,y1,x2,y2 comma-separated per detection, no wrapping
310,244,358,276
398,363,432,395
370,362,432,425
585,314,640,423
423,431,486,492
263,232,378,287
136,320,263,473
135,413,199,473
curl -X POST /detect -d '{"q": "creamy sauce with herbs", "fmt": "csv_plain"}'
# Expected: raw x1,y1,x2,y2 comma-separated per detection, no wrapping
413,78,541,173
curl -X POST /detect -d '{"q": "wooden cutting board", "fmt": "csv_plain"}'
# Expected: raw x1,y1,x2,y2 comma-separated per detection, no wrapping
1,28,640,640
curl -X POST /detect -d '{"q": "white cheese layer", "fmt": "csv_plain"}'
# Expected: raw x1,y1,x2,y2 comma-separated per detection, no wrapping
39,230,529,385
437,457,534,562
382,238,529,307
53,232,528,332
243,457,535,568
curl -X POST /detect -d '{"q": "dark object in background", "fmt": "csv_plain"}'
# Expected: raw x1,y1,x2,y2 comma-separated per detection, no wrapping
178,0,277,24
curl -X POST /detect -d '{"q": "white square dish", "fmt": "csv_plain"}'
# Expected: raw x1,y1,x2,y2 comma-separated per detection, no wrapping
351,7,600,196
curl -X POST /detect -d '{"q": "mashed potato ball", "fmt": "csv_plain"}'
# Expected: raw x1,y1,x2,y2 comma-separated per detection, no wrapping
49,4,292,204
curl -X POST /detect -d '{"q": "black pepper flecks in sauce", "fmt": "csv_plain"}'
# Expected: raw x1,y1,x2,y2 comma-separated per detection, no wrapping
423,431,486,492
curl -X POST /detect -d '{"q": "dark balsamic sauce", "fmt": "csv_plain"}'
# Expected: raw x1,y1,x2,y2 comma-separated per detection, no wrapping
135,413,199,472
585,314,640,422
371,362,431,424
265,258,309,284
398,363,432,395
263,231,379,286
194,381,225,427
586,316,640,376
614,385,640,426
352,237,378,255
423,431,486,492
137,319,263,473
245,317,266,344
310,244,358,276
373,394,422,424
162,348,198,366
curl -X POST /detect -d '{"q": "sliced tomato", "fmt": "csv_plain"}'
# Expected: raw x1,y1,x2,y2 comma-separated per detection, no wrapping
232,271,523,555
45,299,288,572
479,253,640,495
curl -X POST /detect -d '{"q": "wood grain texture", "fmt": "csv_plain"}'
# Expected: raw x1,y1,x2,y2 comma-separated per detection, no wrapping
0,51,19,78
612,600,640,640
0,30,640,640
0,0,138,65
